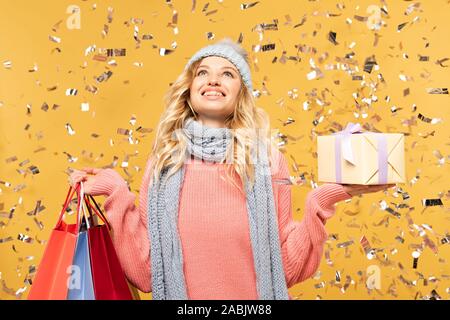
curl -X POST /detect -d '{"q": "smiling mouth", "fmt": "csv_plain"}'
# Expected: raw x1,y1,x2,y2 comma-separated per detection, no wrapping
201,90,226,97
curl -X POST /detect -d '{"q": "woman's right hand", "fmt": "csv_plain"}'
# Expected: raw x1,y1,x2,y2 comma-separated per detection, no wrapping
69,167,125,196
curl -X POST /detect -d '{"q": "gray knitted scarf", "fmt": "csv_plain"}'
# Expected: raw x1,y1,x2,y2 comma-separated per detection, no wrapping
147,117,289,300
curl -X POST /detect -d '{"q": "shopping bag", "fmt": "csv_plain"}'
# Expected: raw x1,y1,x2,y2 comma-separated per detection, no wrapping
84,195,133,300
28,185,82,300
67,184,95,300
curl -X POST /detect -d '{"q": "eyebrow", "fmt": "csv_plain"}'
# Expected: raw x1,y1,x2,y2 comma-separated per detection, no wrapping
197,65,238,72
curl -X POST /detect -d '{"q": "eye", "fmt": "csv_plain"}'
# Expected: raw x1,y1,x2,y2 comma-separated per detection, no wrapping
197,70,207,76
224,71,234,78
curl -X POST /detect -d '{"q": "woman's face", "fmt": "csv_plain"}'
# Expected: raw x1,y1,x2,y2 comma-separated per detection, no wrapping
189,56,242,128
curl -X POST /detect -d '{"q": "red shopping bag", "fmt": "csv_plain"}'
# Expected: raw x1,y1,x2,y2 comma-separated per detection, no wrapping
28,185,82,300
84,195,133,300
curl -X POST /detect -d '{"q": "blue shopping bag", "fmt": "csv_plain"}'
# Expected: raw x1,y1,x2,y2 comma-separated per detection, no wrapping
67,184,95,300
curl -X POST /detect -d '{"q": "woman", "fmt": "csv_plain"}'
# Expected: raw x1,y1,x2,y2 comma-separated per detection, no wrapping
70,38,393,300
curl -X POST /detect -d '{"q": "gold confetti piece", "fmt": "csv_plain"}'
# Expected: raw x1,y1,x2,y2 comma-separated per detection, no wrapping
47,85,57,91
33,217,44,230
85,44,96,56
34,146,46,153
405,2,421,15
40,102,49,112
49,35,61,43
65,123,76,135
426,88,448,94
314,281,326,289
63,151,78,163
435,57,449,67
101,48,126,57
159,48,174,56
107,6,114,23
418,113,442,124
281,117,295,126
117,128,130,135
13,184,26,192
241,1,259,10
136,127,152,133
0,237,13,243
28,63,38,72
360,235,376,260
129,115,137,126
421,199,443,206
65,88,78,96
3,60,12,69
92,54,107,62
26,201,45,216
328,31,338,45
17,233,33,244
81,102,90,112
85,84,98,94
412,251,421,269
5,156,18,163
397,22,408,32
28,165,39,175
363,56,377,73
133,62,144,67
96,70,113,82
337,240,354,248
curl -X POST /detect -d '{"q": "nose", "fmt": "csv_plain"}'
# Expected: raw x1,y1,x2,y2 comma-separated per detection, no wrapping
207,75,220,86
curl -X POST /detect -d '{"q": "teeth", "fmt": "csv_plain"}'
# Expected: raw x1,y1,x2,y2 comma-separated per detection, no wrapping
203,91,223,96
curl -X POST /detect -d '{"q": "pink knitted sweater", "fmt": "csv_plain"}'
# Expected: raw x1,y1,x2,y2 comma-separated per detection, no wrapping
88,149,352,299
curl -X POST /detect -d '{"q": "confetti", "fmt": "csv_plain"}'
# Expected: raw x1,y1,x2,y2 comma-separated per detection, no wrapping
328,31,338,45
337,240,354,248
28,63,38,72
49,35,61,43
96,70,113,82
426,88,448,94
81,102,90,112
159,48,174,56
17,234,33,244
65,123,76,136
28,165,40,175
103,48,126,57
85,84,98,94
397,22,408,32
3,60,12,69
241,2,259,10
0,237,13,243
421,199,443,207
435,58,449,67
65,88,78,96
417,113,442,124
5,156,18,163
412,251,421,269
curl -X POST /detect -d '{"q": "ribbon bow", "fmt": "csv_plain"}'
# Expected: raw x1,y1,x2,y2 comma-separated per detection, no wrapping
333,122,363,165
333,122,388,184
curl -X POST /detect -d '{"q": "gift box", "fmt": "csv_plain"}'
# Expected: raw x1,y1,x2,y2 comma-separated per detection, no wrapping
317,123,405,185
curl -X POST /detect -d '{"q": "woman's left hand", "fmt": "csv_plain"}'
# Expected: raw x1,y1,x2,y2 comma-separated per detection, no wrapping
342,183,396,197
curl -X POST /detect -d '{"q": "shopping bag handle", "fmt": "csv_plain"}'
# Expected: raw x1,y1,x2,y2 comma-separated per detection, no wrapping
84,195,111,230
56,183,81,229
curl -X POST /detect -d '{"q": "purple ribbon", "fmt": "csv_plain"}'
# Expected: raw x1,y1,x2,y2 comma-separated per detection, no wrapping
333,123,388,184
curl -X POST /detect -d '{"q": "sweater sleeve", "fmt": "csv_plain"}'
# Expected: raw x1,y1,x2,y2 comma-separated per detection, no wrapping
89,159,154,293
271,150,352,288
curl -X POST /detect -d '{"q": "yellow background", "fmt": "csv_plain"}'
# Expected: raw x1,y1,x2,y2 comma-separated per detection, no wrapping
1,0,449,300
